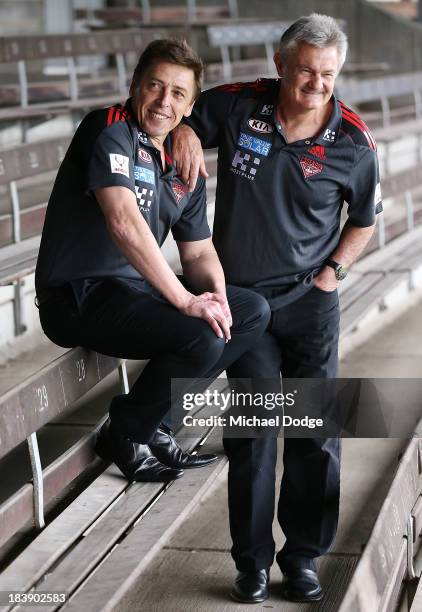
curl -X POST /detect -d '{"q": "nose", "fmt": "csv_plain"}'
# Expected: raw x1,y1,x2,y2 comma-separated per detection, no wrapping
158,86,171,106
309,73,323,91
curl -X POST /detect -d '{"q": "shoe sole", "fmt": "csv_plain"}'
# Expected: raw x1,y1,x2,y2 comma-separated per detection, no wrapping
281,590,323,603
230,591,268,604
133,470,184,483
180,456,219,469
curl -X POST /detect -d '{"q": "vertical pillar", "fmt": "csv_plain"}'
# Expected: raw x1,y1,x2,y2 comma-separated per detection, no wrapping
43,0,73,33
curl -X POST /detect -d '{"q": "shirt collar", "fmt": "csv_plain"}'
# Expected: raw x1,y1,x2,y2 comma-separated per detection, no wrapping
313,95,342,146
270,88,342,146
163,134,177,178
126,97,177,176
125,97,155,150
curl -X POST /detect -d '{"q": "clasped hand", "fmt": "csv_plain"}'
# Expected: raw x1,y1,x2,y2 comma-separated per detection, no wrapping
180,292,232,340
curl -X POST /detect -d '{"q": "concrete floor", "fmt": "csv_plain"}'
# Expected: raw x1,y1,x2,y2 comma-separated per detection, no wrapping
340,297,422,378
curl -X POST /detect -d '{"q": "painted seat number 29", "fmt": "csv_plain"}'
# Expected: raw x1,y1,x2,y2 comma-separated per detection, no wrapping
36,385,48,411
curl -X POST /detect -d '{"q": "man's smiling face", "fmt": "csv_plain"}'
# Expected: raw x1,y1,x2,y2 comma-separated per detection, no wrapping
131,60,195,145
275,42,339,112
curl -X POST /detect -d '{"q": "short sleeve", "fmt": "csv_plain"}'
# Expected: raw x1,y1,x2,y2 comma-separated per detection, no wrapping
343,146,383,227
171,176,211,242
184,86,235,149
87,122,136,195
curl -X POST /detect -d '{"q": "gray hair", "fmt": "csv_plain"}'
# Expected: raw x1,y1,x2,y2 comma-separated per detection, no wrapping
279,13,348,72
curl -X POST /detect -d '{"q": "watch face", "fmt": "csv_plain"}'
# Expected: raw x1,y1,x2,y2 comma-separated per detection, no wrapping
336,266,348,281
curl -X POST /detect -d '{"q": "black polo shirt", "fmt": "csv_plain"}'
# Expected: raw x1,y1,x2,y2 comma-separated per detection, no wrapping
186,79,382,307
35,99,210,296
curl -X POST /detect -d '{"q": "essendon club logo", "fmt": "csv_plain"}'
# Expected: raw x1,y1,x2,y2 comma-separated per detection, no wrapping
307,145,325,160
171,181,188,204
299,155,324,179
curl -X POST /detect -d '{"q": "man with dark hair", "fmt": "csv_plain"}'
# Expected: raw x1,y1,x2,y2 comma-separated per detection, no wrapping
35,39,270,483
172,14,382,604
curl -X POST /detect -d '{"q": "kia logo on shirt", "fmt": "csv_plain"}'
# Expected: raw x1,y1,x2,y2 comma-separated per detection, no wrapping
247,119,274,134
139,148,152,163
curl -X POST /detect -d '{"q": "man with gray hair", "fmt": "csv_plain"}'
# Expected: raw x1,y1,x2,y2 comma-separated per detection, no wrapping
172,13,382,603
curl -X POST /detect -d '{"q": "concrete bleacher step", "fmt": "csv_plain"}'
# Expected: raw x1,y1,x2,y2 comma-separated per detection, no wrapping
410,576,422,611
0,346,123,548
339,425,422,612
338,225,422,334
0,149,217,307
121,548,358,611
75,4,234,25
340,271,409,337
113,433,409,611
354,224,422,274
0,75,125,107
0,237,40,285
62,441,226,612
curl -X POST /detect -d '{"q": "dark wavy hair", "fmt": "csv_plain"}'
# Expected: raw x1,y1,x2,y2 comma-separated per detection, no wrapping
130,38,203,101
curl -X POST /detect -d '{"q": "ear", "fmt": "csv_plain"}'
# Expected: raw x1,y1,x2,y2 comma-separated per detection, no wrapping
273,52,284,78
183,101,195,118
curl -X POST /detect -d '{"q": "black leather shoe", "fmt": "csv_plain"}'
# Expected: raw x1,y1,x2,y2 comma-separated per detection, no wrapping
280,567,322,602
95,420,184,482
230,569,269,603
148,427,218,469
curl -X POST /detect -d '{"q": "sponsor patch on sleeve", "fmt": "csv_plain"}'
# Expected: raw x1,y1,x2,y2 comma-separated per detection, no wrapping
109,153,129,177
237,132,271,157
134,166,155,185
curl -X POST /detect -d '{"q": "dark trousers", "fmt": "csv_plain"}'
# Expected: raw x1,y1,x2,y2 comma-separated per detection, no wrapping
39,278,270,443
223,286,341,573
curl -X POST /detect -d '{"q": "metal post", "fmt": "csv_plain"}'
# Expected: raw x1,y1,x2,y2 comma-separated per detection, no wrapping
87,0,96,22
27,433,45,529
228,0,238,18
9,181,21,243
119,361,130,394
17,60,29,108
141,0,151,24
13,280,27,336
187,0,196,22
9,182,26,335
265,42,275,76
418,0,422,22
407,517,416,580
381,96,391,128
221,46,232,81
414,90,422,119
67,57,78,101
378,214,386,249
116,53,127,98
405,190,414,232
385,142,391,176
